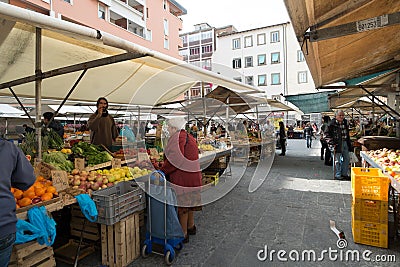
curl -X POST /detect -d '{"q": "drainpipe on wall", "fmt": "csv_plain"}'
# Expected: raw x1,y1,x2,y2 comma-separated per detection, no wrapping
49,0,55,17
283,23,288,122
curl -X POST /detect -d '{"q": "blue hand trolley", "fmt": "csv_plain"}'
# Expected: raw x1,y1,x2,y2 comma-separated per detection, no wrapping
141,170,184,265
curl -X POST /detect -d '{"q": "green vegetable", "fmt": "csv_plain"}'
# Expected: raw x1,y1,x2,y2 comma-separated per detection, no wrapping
42,151,74,172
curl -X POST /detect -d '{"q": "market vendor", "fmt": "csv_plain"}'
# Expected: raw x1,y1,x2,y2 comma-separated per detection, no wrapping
87,97,119,148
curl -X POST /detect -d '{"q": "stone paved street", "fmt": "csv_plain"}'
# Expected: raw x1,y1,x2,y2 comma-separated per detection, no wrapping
70,139,400,266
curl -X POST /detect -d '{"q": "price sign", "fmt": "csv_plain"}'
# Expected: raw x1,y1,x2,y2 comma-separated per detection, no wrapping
75,158,85,170
112,158,122,168
51,170,69,192
138,152,149,162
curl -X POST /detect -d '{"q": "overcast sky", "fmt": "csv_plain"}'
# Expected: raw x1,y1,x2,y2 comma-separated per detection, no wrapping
177,0,291,32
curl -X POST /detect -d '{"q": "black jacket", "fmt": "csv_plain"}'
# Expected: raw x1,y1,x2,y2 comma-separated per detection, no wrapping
324,118,352,153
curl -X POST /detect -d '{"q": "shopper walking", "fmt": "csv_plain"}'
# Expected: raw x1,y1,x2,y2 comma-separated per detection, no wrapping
87,97,119,148
304,122,313,148
324,110,352,180
320,116,332,165
278,121,286,156
0,140,36,267
160,117,202,243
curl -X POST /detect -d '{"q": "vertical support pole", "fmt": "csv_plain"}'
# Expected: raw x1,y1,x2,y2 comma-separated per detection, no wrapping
35,27,42,159
137,106,141,139
225,97,229,138
396,72,400,138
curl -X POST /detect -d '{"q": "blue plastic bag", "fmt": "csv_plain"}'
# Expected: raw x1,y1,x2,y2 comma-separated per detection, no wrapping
14,219,44,244
27,206,57,246
120,126,136,142
75,194,98,223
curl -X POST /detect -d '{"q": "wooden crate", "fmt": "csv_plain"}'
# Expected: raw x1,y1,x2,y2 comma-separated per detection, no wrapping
9,241,56,267
138,210,145,227
54,239,95,265
70,205,100,242
101,212,140,267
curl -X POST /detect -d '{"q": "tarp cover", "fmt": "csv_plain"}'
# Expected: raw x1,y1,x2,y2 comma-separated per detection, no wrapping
284,91,335,114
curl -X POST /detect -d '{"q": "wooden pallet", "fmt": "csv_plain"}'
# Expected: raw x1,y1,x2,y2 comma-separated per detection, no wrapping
101,212,140,267
70,205,100,242
9,241,56,267
54,239,95,265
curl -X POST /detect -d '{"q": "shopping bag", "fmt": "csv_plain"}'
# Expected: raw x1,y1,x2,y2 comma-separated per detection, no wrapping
349,152,359,164
14,219,44,244
147,184,184,240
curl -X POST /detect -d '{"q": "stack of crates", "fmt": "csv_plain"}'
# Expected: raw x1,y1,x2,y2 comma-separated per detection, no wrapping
351,167,390,248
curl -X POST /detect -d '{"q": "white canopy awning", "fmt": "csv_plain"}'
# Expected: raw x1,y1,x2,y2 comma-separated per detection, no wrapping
0,3,261,107
0,104,24,117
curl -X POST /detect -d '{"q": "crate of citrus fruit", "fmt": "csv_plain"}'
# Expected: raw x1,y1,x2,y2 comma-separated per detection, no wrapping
13,175,61,213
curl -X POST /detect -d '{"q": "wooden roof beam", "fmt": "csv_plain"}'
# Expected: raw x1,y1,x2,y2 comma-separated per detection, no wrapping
309,11,400,42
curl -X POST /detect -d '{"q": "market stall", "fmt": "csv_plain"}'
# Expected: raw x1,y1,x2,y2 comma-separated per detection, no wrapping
0,3,266,266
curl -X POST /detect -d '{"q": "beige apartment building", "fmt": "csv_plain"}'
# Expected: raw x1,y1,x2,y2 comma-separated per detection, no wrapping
5,0,186,58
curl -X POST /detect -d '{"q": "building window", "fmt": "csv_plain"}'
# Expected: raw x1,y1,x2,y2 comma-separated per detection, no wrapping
190,47,200,55
271,73,280,85
202,59,212,70
98,3,106,20
164,38,169,49
245,76,253,86
146,29,152,41
64,0,72,3
257,54,266,66
189,33,200,42
202,45,213,53
244,36,253,47
257,33,266,45
271,31,280,43
297,50,305,62
191,88,200,97
181,35,187,44
232,38,240,49
245,56,253,68
201,31,212,40
258,75,267,86
298,71,308,83
232,58,241,69
163,19,169,36
271,52,280,64
233,77,242,82
163,0,167,10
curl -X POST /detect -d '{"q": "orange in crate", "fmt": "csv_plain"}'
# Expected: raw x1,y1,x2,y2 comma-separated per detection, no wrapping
351,167,390,201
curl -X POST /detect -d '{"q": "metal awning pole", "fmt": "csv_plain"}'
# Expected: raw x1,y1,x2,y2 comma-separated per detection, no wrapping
225,97,229,138
35,27,42,160
137,106,141,139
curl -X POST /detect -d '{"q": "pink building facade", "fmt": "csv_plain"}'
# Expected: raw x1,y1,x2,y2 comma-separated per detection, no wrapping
7,0,186,59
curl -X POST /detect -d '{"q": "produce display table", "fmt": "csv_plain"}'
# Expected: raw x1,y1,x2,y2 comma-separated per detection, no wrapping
199,147,232,168
360,151,400,192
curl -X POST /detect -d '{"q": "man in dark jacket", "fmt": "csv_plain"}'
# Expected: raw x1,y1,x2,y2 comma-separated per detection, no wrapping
43,112,64,138
0,140,36,266
324,110,352,180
